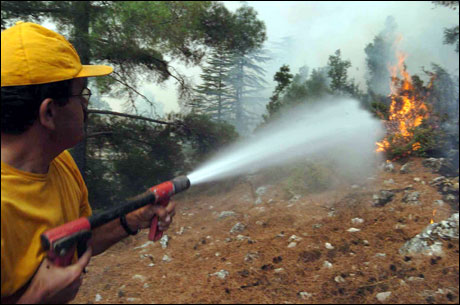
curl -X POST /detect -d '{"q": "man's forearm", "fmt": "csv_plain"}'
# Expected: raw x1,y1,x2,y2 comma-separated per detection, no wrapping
90,212,138,256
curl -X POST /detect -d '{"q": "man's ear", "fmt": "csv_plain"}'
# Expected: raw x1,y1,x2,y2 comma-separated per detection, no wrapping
38,98,57,130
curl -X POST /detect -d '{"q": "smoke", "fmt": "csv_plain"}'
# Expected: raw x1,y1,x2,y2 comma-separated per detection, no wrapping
188,98,384,185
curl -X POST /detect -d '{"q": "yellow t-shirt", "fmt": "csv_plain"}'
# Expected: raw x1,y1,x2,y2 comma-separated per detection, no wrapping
1,150,92,297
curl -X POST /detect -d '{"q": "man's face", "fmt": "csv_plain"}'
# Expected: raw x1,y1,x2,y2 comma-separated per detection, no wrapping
52,77,88,148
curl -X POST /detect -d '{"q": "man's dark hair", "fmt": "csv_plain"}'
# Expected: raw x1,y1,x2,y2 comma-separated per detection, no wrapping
1,80,72,134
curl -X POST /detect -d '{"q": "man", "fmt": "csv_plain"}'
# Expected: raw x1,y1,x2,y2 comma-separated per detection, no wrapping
1,21,176,303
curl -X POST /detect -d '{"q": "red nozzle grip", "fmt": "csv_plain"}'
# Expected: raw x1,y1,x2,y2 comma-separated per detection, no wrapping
148,197,170,241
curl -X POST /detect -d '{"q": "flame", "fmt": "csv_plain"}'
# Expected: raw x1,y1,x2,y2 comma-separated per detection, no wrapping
376,49,430,155
430,209,437,224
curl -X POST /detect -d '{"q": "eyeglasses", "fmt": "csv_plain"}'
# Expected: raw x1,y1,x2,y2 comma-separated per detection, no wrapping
69,88,91,104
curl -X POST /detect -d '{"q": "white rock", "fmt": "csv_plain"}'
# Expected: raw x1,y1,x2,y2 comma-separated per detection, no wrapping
159,235,169,249
162,255,172,262
334,275,345,283
219,211,237,219
351,218,364,225
298,292,313,299
287,242,297,248
127,298,141,302
376,291,392,302
230,222,246,234
347,228,361,232
325,242,334,250
95,294,102,302
323,261,333,268
134,241,154,250
132,274,147,282
274,268,284,273
211,270,229,279
176,226,185,235
288,235,302,242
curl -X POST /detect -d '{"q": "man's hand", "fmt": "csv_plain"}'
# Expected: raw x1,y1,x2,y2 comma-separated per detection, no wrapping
17,246,92,304
131,200,176,232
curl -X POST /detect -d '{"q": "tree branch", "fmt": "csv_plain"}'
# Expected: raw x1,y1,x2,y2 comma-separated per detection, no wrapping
87,109,175,125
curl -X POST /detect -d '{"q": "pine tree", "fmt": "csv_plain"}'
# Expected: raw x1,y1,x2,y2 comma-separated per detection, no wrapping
227,48,270,134
190,47,234,122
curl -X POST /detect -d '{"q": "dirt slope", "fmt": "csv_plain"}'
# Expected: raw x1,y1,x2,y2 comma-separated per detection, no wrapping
72,157,459,304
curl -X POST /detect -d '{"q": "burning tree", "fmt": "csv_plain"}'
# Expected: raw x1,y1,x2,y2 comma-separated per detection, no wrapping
376,51,435,159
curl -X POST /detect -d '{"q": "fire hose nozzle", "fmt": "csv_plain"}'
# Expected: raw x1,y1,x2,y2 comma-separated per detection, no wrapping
172,175,191,194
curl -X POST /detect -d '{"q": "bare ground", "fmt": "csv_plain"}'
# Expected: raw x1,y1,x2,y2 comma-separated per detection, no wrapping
72,157,459,304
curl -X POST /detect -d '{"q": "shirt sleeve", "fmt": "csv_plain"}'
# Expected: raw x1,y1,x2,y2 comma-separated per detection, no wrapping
60,150,93,217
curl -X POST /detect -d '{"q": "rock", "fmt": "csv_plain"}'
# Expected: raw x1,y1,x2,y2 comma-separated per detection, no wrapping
298,292,313,299
399,213,459,256
381,161,395,172
400,162,412,174
244,252,259,262
325,242,334,250
384,179,395,185
133,241,154,250
159,235,169,249
219,211,237,219
347,228,361,232
176,226,185,235
376,291,392,302
287,242,297,248
127,298,141,302
132,274,147,282
274,268,284,273
334,275,346,283
211,270,229,280
351,218,364,225
230,222,246,234
256,186,268,196
289,194,301,203
288,235,302,242
403,191,421,205
255,197,263,205
323,261,333,268
95,294,103,302
413,177,421,182
162,255,172,262
434,200,445,206
372,190,395,207
422,157,456,176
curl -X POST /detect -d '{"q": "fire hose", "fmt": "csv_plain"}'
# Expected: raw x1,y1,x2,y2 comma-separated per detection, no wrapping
40,176,190,266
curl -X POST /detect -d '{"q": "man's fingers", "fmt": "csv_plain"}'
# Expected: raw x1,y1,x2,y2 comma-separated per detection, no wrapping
75,246,92,271
153,206,167,219
165,201,176,214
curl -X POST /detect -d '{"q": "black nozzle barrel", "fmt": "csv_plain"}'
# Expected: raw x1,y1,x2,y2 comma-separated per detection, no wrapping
172,176,190,194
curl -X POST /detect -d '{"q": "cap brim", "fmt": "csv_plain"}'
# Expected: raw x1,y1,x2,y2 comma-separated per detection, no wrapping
77,65,113,78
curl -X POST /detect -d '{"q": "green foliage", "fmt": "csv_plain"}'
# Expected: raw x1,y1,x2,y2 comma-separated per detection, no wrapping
370,101,389,120
175,113,239,168
84,112,238,209
264,65,294,121
382,121,447,160
327,49,351,94
262,66,331,124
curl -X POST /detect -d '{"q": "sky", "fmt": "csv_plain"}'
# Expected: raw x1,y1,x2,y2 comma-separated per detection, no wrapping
123,1,458,116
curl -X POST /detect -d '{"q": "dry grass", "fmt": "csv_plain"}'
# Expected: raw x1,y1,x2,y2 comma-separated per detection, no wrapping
72,157,459,304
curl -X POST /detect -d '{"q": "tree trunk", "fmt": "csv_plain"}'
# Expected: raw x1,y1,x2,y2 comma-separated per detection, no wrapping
69,1,91,181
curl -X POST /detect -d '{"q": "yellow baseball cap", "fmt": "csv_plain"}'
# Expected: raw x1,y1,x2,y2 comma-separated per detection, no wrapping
1,21,113,87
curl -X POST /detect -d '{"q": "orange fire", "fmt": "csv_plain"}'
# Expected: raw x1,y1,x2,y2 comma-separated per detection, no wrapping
376,51,430,155
430,209,437,224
